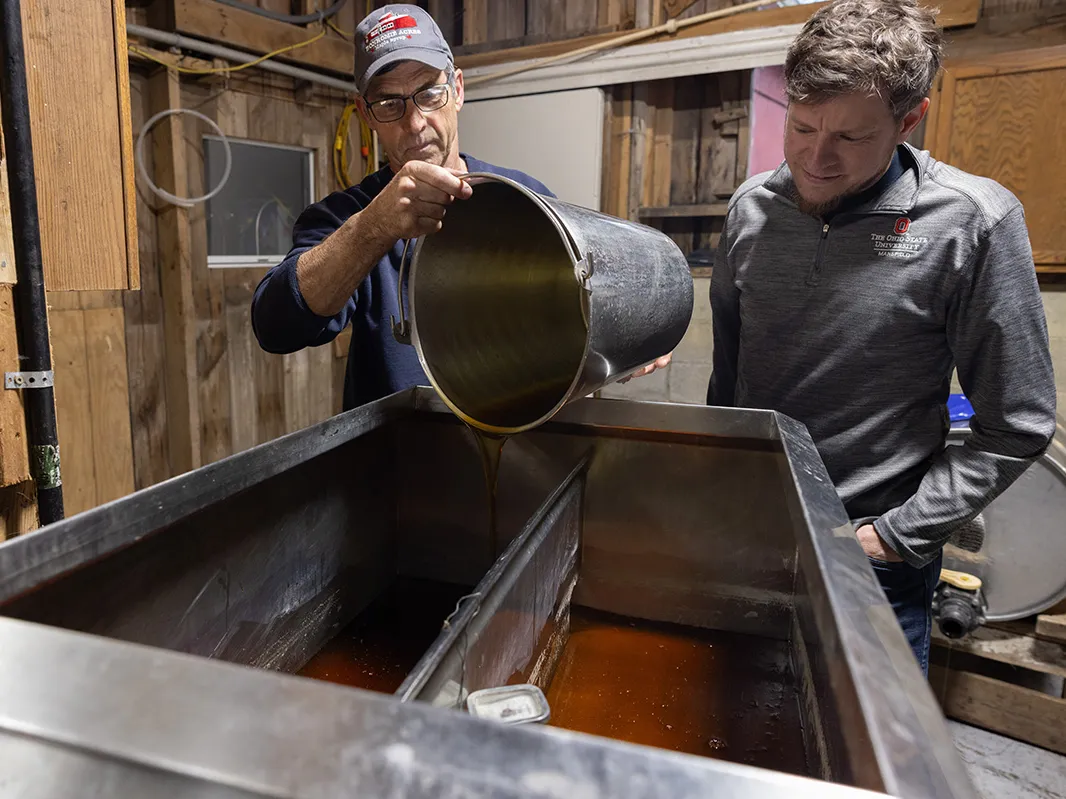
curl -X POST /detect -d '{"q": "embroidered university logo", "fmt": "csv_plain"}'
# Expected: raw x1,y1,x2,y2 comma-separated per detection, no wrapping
365,11,420,53
870,217,928,259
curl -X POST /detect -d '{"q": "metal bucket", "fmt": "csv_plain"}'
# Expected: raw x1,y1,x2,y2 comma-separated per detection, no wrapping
392,173,693,434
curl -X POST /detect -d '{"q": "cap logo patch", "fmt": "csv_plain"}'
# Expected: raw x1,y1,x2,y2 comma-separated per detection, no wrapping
365,12,420,53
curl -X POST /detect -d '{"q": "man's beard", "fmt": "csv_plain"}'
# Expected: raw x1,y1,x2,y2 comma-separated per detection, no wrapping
793,191,844,218
790,167,888,218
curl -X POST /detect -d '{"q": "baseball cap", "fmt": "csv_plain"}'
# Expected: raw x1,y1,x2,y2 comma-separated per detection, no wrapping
354,5,454,95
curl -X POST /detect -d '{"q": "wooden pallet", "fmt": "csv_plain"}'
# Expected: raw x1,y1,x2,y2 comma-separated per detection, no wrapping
929,608,1066,756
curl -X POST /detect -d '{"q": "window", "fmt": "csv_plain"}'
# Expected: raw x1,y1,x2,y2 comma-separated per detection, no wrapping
203,137,314,268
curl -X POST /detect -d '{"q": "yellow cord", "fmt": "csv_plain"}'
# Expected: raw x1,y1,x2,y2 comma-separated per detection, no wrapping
326,18,353,39
128,28,327,76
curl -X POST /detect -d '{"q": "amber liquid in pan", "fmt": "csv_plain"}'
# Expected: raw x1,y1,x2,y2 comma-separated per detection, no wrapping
545,606,809,775
296,578,471,694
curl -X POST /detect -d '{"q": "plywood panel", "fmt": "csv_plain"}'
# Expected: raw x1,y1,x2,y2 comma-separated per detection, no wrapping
0,285,29,486
83,306,135,505
49,310,96,516
22,0,131,290
945,65,1066,265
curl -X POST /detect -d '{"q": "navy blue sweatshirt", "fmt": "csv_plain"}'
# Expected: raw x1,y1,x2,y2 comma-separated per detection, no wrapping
251,155,553,411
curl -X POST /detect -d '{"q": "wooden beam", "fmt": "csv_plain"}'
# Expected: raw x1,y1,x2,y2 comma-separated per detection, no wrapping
930,665,1066,756
148,68,201,475
1036,613,1066,644
626,82,650,221
931,625,1066,680
170,0,354,74
456,0,980,70
127,43,217,72
0,284,30,487
113,0,140,291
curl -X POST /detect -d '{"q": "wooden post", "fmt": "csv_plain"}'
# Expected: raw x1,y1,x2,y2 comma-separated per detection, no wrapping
627,83,653,221
148,68,201,476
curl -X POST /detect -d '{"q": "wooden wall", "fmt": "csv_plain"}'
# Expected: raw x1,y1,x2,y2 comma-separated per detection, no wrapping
602,73,751,266
124,68,354,491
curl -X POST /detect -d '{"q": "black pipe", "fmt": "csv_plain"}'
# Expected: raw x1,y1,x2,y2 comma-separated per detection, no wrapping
0,0,64,525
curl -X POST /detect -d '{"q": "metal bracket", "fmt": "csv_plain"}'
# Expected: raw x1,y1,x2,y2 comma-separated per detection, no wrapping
5,370,54,389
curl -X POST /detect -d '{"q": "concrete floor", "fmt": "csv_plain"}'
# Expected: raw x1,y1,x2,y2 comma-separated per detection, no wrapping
950,720,1066,799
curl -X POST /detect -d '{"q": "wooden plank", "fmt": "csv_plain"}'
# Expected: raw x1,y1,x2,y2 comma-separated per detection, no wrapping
0,480,37,540
697,74,722,202
488,0,525,42
428,0,460,46
0,106,14,285
626,83,650,221
1036,613,1066,644
22,0,130,290
930,665,1066,756
0,284,30,486
112,0,140,291
456,0,980,69
640,80,673,209
931,626,1066,679
599,0,624,28
49,310,96,516
83,306,135,505
149,68,201,475
670,75,702,207
283,349,313,432
124,73,170,491
255,342,286,445
127,44,217,73
735,69,752,185
463,0,489,45
308,342,334,423
226,293,258,454
707,72,739,197
567,0,600,37
170,0,355,74
639,203,729,218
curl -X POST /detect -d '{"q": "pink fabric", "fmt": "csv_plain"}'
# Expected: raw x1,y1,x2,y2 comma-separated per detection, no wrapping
747,65,788,179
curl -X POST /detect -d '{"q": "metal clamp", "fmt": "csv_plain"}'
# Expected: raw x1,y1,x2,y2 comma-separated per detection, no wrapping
390,238,414,346
5,370,53,389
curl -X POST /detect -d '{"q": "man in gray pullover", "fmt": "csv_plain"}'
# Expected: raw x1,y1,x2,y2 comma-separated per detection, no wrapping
708,0,1056,672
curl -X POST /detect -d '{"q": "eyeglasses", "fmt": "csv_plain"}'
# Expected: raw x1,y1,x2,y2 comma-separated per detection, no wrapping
366,83,451,123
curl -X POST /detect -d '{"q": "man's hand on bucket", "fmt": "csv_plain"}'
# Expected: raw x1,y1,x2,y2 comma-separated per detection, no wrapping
369,160,472,240
619,353,672,384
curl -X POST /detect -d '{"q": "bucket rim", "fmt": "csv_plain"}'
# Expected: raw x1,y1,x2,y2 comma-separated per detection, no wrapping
407,171,593,436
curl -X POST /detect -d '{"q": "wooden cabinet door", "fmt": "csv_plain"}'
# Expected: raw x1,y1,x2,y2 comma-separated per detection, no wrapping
925,46,1066,272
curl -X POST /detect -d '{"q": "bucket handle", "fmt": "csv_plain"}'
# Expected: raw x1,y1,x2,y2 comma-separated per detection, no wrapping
390,237,414,345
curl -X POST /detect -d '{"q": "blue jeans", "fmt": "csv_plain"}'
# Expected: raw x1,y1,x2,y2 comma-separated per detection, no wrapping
868,550,944,675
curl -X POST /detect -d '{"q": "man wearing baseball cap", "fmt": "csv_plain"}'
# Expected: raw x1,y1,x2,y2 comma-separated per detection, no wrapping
251,5,553,412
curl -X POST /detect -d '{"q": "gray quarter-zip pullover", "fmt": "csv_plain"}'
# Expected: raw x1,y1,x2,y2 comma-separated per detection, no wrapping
708,144,1056,567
